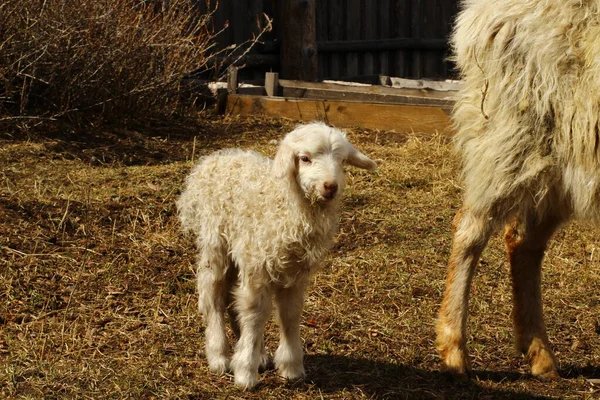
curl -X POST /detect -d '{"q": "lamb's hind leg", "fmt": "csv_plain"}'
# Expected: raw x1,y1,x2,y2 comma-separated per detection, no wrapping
436,208,495,378
197,251,230,375
505,211,563,379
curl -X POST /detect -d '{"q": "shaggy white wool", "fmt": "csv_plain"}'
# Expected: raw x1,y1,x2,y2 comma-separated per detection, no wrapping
452,0,600,221
436,0,600,380
177,122,376,389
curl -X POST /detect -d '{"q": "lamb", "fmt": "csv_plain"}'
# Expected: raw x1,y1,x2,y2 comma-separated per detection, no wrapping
436,0,600,380
177,122,376,389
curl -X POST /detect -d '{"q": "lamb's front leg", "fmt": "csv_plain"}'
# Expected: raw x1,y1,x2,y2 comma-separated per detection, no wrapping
273,276,309,381
230,283,272,389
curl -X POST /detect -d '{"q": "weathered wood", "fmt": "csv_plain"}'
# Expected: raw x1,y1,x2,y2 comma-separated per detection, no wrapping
327,0,344,79
202,0,459,81
316,0,329,79
265,72,279,96
346,0,361,77
379,0,391,76
364,0,377,76
227,66,239,93
280,0,318,80
226,94,452,134
278,79,460,100
279,87,453,110
387,77,462,91
318,38,448,53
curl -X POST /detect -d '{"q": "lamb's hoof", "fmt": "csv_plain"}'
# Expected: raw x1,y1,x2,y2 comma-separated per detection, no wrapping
276,362,306,381
233,371,259,390
207,357,230,375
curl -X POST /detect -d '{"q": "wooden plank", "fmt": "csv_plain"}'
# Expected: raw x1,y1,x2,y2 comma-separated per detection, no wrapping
363,0,378,76
280,87,453,109
231,0,248,47
315,0,329,80
422,0,442,78
226,94,452,134
346,0,361,77
265,72,279,96
329,0,345,79
227,66,239,93
318,38,448,52
393,0,411,78
410,0,423,78
278,79,460,100
379,0,390,76
387,77,462,91
280,0,318,80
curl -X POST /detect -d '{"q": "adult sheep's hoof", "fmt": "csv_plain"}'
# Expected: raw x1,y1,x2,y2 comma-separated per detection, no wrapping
437,342,473,381
528,338,560,380
534,369,561,381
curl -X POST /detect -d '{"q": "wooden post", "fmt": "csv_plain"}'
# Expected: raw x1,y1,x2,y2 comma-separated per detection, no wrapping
280,0,317,81
227,66,239,94
265,72,279,96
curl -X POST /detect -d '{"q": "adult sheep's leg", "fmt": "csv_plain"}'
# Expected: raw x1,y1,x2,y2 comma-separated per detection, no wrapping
505,211,563,379
273,275,309,380
436,208,495,377
197,251,230,375
230,282,272,389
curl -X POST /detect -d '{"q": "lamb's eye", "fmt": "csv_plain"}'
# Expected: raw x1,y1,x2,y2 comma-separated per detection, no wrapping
299,155,311,163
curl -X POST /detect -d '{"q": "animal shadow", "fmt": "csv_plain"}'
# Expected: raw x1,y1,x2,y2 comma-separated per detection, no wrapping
304,354,553,399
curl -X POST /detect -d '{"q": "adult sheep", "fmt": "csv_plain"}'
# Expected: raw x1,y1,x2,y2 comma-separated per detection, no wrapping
436,0,600,380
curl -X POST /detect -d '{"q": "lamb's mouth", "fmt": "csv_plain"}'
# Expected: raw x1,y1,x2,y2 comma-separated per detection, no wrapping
305,190,335,204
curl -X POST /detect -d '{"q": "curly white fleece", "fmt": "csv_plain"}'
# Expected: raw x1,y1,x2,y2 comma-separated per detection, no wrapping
176,122,376,389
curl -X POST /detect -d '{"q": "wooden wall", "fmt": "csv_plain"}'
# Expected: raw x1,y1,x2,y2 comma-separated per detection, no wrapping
198,0,459,81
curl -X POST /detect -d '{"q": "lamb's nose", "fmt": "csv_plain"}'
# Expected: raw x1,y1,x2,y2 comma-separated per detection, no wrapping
324,182,338,197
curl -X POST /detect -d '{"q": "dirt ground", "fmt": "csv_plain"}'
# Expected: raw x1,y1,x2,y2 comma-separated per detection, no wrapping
1,114,600,399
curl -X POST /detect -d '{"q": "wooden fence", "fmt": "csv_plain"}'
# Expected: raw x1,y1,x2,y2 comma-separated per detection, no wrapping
199,0,459,81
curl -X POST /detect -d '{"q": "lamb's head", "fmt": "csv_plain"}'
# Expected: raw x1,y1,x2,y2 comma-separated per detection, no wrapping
272,122,377,204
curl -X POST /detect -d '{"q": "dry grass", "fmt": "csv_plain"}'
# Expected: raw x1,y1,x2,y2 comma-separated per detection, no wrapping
1,115,600,399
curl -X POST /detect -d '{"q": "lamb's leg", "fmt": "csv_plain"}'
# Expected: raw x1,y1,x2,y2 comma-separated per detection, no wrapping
505,211,562,379
230,283,271,389
225,265,241,339
227,305,270,372
227,303,270,372
273,277,309,380
197,261,230,375
436,208,495,378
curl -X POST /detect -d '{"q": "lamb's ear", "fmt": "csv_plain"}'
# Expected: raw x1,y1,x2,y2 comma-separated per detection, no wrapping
346,144,377,171
272,140,297,179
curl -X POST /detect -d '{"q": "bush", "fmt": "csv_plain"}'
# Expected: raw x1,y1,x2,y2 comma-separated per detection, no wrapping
0,0,218,127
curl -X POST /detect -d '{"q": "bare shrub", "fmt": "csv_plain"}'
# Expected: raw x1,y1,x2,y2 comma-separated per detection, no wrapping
0,0,222,127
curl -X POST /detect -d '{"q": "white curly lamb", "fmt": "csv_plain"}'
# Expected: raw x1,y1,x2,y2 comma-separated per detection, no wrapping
437,0,600,380
177,122,376,389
